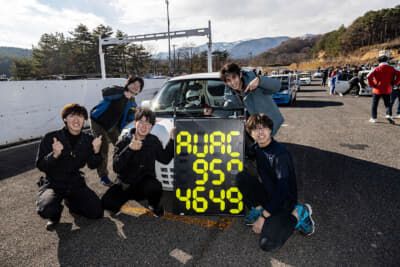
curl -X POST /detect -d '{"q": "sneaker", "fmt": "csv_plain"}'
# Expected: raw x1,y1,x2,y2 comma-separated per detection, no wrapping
244,207,263,225
394,114,400,119
149,205,165,217
46,219,59,231
297,204,315,236
369,118,377,123
338,92,344,97
101,176,113,186
385,115,395,125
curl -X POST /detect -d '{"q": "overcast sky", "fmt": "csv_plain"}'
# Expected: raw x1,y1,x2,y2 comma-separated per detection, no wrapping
1,0,399,54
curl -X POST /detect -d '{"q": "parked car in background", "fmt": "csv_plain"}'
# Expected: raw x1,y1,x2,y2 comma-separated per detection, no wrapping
269,74,297,105
299,72,311,85
313,71,322,78
332,71,372,96
121,72,227,190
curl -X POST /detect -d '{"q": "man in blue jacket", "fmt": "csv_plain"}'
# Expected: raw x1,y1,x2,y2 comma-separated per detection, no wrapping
237,113,315,251
205,63,284,136
90,75,144,186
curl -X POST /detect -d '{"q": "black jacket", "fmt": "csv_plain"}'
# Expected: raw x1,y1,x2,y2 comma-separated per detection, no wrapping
247,139,297,214
36,127,102,189
113,129,174,185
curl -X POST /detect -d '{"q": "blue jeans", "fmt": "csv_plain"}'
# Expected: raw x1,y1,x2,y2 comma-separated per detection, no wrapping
390,89,400,116
371,93,391,119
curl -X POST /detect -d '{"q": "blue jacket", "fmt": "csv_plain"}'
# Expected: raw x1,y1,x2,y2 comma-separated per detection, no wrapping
90,86,137,132
213,70,284,136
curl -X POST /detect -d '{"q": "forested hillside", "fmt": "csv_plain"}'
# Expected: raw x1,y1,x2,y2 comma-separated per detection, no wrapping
251,36,322,66
251,5,400,67
0,47,31,76
311,5,400,58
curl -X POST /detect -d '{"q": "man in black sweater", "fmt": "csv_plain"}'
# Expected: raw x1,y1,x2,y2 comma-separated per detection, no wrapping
236,113,315,251
101,108,174,217
36,104,103,231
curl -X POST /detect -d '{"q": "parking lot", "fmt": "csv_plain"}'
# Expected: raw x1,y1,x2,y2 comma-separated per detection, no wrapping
1,79,399,266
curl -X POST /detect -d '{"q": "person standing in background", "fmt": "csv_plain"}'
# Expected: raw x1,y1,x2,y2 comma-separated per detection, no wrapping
90,75,144,186
367,56,400,124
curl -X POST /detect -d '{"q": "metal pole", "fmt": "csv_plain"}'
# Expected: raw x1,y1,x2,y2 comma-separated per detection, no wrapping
99,36,106,79
166,0,172,76
207,20,212,73
173,44,176,73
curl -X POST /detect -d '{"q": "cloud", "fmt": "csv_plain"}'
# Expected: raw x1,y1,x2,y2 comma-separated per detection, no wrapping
0,0,399,50
109,0,400,44
0,0,105,48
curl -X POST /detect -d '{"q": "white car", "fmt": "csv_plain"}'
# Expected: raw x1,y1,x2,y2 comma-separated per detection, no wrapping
313,72,322,78
299,72,311,85
121,72,227,190
332,71,372,96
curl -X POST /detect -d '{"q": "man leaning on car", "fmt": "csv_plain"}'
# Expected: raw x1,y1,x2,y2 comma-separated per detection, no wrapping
204,62,283,137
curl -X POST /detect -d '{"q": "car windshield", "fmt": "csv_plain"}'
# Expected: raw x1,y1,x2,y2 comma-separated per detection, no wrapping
151,78,225,113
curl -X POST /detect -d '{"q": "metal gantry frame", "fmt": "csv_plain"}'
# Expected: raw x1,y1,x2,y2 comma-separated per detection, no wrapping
99,20,212,79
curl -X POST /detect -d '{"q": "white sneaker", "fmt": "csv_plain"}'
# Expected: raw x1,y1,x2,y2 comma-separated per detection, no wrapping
338,93,343,97
385,115,393,119
394,114,400,119
369,118,377,123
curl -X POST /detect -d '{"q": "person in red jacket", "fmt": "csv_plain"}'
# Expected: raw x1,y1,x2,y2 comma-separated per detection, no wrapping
367,55,400,124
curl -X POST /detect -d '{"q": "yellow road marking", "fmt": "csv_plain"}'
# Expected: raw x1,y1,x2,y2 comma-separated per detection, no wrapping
120,205,235,230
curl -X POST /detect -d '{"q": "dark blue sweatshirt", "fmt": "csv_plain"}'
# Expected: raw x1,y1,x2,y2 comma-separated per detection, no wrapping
249,139,298,214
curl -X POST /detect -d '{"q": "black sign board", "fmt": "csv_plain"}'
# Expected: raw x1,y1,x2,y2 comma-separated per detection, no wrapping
173,118,245,215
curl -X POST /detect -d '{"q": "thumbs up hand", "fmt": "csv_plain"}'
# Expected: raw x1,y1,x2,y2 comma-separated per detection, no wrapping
52,137,64,158
129,134,142,151
92,135,102,154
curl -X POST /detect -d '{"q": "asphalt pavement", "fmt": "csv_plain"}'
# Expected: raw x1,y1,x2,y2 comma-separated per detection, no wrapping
1,80,399,266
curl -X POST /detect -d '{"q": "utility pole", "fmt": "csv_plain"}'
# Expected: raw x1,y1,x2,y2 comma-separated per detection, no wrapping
173,44,177,74
165,0,172,76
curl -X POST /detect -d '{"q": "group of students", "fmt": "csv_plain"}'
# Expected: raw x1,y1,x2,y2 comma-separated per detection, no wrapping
36,63,315,252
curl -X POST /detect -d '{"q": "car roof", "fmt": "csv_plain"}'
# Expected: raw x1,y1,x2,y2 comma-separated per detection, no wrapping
168,72,221,81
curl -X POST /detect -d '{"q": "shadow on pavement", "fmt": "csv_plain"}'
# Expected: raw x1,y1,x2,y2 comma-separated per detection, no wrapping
268,143,400,266
0,143,38,180
297,89,327,93
293,100,343,108
52,143,399,266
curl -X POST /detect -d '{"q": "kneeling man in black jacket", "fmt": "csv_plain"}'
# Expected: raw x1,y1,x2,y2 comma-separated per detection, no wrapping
102,107,174,217
36,104,103,231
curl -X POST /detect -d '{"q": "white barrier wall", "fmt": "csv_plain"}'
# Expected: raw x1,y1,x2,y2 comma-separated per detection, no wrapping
0,78,167,146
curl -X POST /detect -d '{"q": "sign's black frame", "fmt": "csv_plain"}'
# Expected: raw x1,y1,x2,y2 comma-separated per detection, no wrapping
173,117,245,216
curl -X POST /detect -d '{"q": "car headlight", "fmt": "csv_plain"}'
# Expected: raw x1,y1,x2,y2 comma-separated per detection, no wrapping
281,90,289,94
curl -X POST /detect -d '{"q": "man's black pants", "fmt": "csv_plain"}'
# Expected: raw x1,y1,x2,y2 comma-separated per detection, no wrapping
101,176,162,213
36,184,103,221
236,172,297,251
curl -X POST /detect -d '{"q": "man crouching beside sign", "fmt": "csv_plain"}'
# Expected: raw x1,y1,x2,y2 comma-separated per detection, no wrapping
237,113,315,251
101,108,174,217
